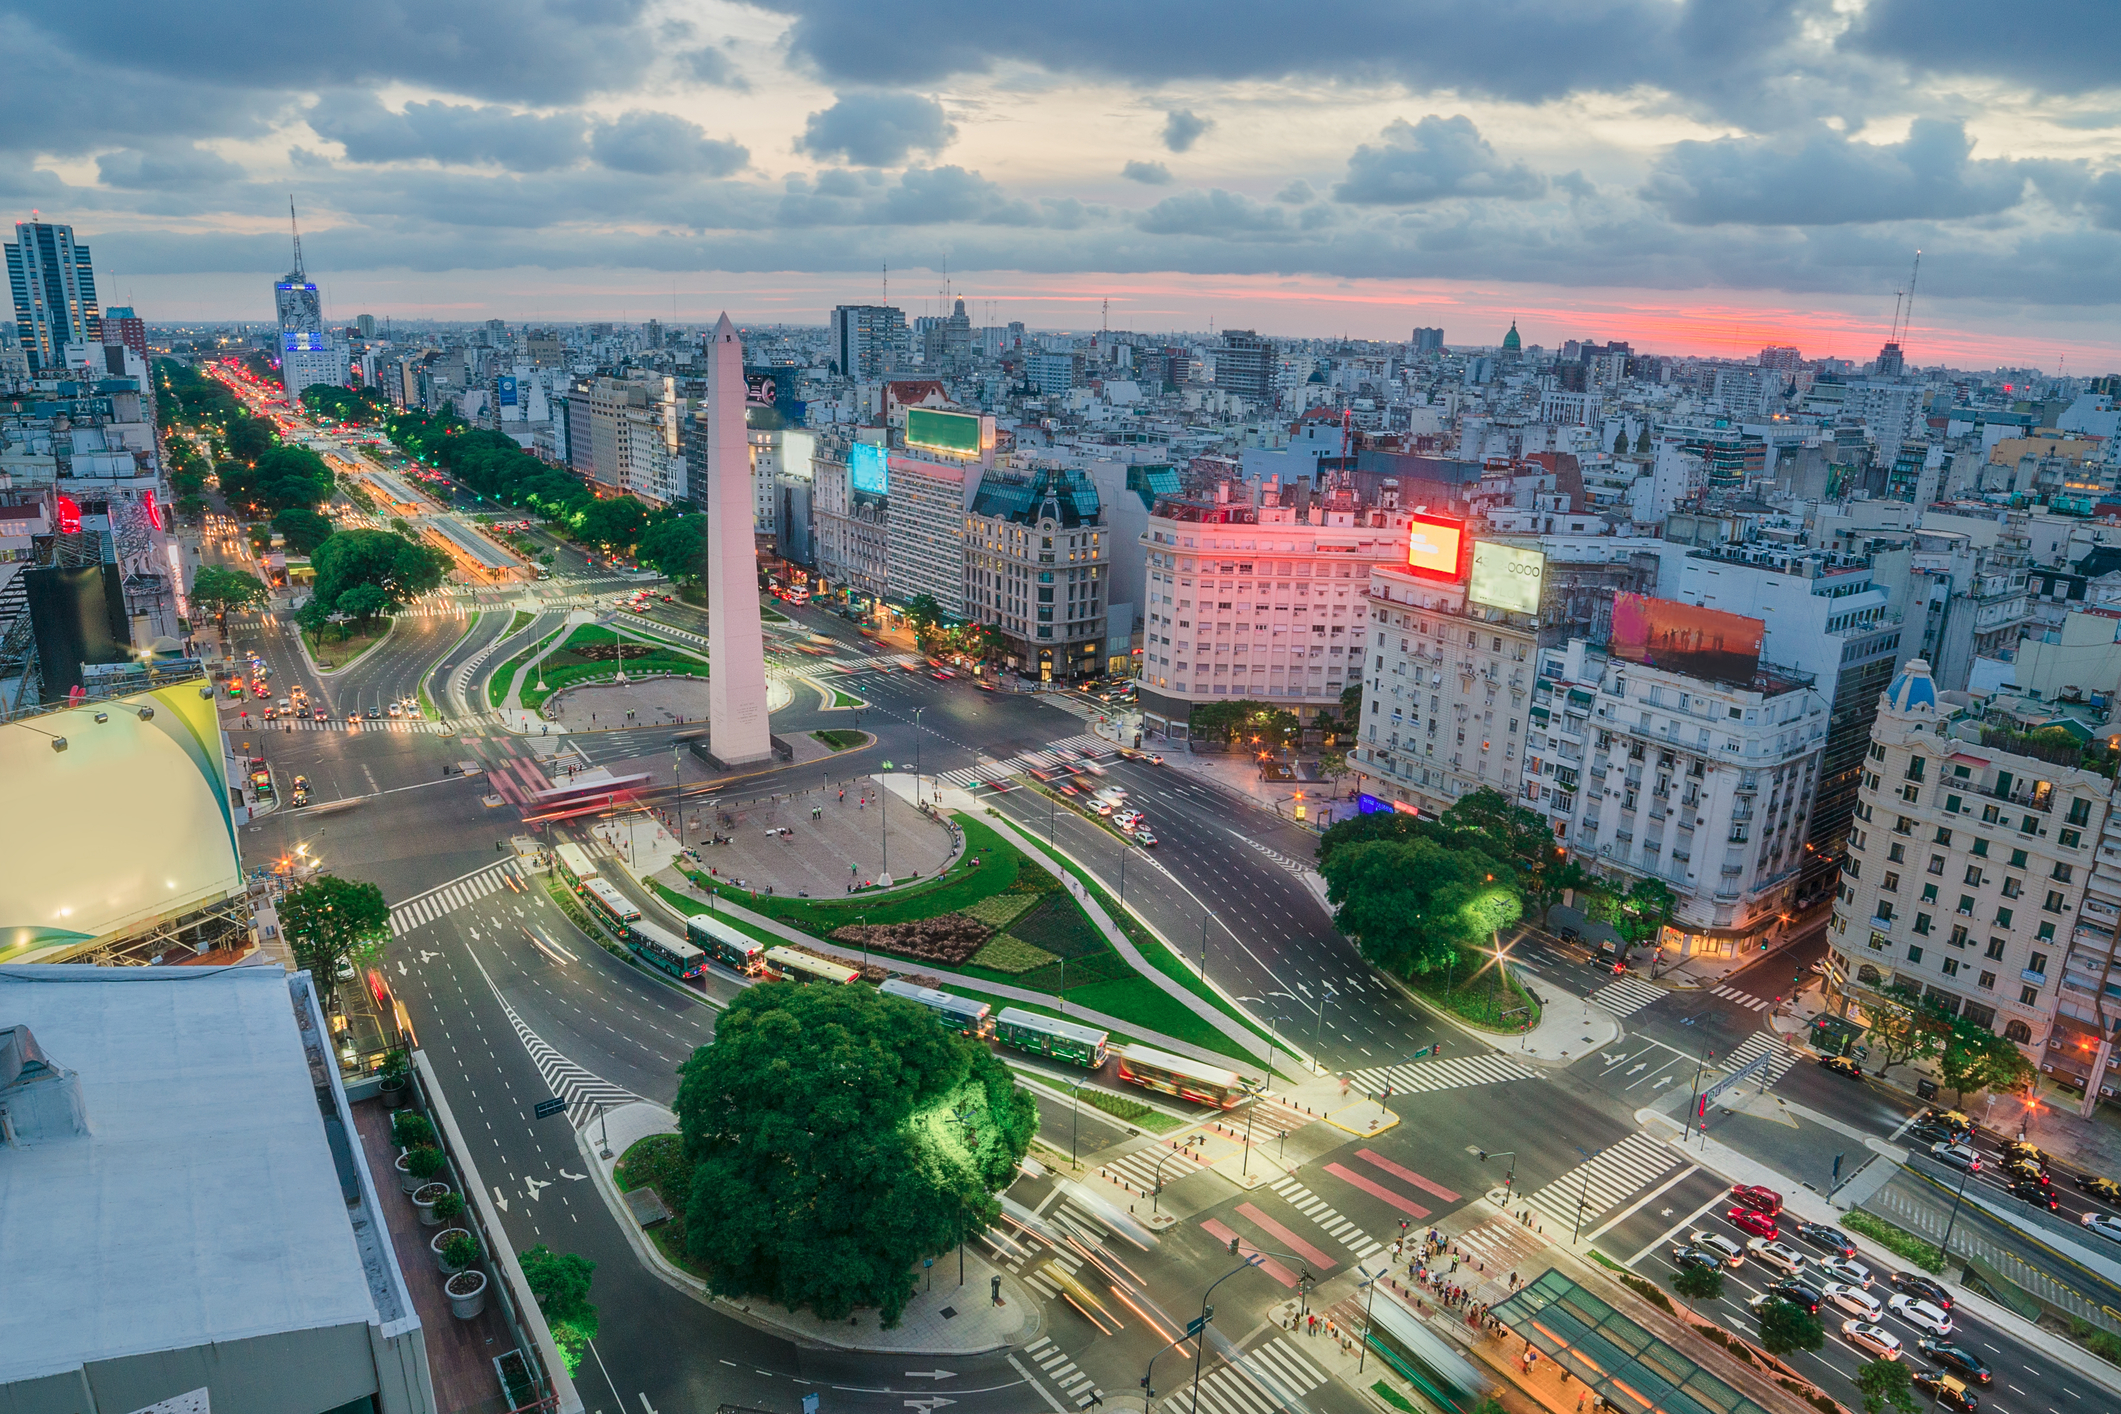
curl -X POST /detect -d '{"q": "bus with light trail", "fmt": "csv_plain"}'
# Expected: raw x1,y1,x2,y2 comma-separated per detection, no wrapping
994,1007,1109,1067
881,978,994,1037
1113,1044,1252,1108
686,912,765,975
764,946,861,985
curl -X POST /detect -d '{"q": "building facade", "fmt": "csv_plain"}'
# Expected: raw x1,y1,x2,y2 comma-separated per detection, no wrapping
6,220,99,373
885,452,972,617
965,466,1106,682
830,304,909,379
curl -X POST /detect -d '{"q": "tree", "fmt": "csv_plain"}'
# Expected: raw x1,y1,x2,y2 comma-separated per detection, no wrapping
1437,788,1570,905
637,514,707,583
311,527,450,612
273,507,335,556
334,582,389,632
1864,982,1954,1076
221,444,334,513
1855,1356,1919,1414
1674,1263,1724,1301
574,495,648,550
1321,836,1521,978
518,1245,598,1375
1338,681,1363,731
189,565,269,618
674,982,1036,1325
902,593,946,636
279,875,390,1008
1939,1019,2037,1105
1613,876,1678,945
1756,1297,1825,1355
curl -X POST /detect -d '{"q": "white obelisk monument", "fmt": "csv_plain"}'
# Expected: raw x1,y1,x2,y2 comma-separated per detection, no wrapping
704,312,773,766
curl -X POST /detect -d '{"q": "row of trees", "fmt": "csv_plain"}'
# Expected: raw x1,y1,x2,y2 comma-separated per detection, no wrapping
219,443,336,515
1861,980,2037,1102
298,528,452,635
1187,686,1365,752
301,384,390,426
902,594,1007,661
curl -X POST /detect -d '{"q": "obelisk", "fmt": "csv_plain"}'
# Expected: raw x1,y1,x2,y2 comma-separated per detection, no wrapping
704,312,773,766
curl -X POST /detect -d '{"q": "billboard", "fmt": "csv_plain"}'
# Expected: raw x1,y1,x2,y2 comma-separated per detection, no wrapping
1403,512,1469,583
905,407,984,457
496,375,518,407
1610,593,1765,686
849,442,888,496
1469,541,1546,614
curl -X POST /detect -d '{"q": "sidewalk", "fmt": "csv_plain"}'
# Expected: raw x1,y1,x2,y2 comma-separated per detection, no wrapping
578,1101,1043,1355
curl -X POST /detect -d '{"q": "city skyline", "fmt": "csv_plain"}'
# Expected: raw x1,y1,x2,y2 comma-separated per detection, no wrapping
7,2,2120,367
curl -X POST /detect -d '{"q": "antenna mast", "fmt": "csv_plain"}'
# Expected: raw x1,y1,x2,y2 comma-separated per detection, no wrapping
1901,249,1921,348
288,196,305,281
882,261,888,307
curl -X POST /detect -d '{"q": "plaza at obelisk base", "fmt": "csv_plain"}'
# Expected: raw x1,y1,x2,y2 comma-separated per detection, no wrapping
703,312,774,766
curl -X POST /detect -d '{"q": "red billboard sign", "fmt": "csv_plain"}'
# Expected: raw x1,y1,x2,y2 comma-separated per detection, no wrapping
1404,513,1469,583
1610,593,1765,686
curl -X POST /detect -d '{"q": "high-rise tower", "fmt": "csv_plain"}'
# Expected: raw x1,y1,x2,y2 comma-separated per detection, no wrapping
705,312,773,766
275,199,346,395
6,218,100,373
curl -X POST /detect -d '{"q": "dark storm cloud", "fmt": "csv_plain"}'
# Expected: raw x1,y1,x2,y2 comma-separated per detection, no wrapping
590,111,749,177
307,95,591,172
1644,119,2044,226
1162,110,1212,153
1842,0,2121,97
1334,116,1546,205
797,93,957,167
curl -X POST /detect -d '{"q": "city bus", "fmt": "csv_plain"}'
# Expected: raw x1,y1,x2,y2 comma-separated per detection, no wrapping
685,913,765,976
1114,1044,1253,1109
763,946,861,985
881,978,994,1037
628,918,709,981
582,878,643,932
994,1007,1110,1067
553,843,598,892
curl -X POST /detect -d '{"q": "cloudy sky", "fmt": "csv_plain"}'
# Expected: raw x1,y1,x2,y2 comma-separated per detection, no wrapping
8,0,2121,366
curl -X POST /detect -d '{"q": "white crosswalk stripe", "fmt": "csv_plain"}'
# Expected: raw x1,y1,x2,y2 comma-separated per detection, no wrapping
1160,1337,1327,1414
1522,1131,1683,1228
1718,1030,1800,1086
1346,1052,1539,1098
936,734,1125,790
1023,1337,1105,1409
1099,1140,1209,1194
1267,1175,1385,1257
1589,973,1667,1016
1712,984,1772,1011
388,860,523,937
239,717,450,733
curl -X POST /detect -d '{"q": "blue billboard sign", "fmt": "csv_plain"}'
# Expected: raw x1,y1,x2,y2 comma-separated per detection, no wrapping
850,442,888,496
497,376,518,407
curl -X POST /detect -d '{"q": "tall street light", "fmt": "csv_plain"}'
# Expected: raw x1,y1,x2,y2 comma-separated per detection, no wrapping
912,707,925,806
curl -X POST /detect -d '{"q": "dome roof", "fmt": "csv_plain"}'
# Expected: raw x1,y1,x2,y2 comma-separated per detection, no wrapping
1886,659,1937,714
1501,320,1522,351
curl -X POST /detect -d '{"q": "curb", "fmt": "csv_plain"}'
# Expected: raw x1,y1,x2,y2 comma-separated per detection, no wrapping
291,613,397,679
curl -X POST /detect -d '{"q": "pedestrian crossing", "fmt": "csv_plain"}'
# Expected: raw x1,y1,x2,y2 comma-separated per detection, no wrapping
1590,973,1668,1017
1711,984,1772,1011
1267,1175,1387,1258
830,653,925,675
1345,1053,1540,1099
1718,1030,1800,1087
243,717,449,733
389,860,524,936
1521,1131,1684,1230
1023,1336,1106,1410
1099,1137,1210,1195
1164,1337,1329,1414
936,734,1125,789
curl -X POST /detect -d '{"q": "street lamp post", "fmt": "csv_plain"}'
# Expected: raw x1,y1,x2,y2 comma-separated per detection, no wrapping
1315,981,1337,1054
1938,1162,1975,1263
912,708,924,806
1571,1143,1607,1244
1478,1148,1518,1209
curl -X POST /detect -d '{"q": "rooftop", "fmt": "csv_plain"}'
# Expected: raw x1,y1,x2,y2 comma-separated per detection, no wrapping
0,964,386,1383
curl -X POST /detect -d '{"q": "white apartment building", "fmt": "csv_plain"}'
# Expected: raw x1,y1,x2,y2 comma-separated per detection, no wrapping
1529,638,1829,953
885,451,973,617
1136,478,1418,736
2051,758,2121,1109
749,428,815,538
1828,661,2111,1063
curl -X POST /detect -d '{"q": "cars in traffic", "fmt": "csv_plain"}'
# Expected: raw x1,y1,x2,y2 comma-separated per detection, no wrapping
1727,1207,1778,1239
1887,1295,1953,1335
2079,1212,2121,1244
1818,1254,1872,1287
1916,1338,1992,1383
1910,1372,1979,1412
1819,1055,1864,1079
1930,1142,1981,1172
1731,1184,1784,1215
1746,1239,1807,1276
1841,1321,1901,1360
1885,1272,1951,1310
2077,1175,2121,1203
1821,1282,1882,1317
1669,1245,1725,1274
1762,1278,1823,1313
1795,1222,1856,1256
1686,1231,1744,1266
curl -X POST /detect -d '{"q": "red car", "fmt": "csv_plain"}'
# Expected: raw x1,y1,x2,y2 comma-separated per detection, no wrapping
1728,1207,1779,1239
1731,1184,1784,1216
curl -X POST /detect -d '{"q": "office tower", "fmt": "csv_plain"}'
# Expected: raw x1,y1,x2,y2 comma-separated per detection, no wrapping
274,202,346,394
1759,345,1802,371
704,313,773,766
355,313,376,338
1214,329,1274,404
829,304,908,379
965,467,1107,683
6,219,100,373
1411,327,1445,355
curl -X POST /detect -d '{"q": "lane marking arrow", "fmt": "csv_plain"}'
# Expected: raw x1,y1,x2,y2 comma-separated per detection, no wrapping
559,1168,589,1182
491,1186,509,1212
904,1371,958,1381
1626,1063,1647,1076
525,1176,551,1201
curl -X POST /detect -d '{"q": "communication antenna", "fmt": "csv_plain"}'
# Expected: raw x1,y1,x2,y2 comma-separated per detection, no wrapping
1102,297,1109,332
882,261,888,307
288,196,306,281
1901,249,1922,349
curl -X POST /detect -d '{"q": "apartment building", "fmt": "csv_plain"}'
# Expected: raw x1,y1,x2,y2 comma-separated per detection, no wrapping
2052,764,2121,1109
887,452,974,617
1828,660,2111,1065
964,466,1106,682
811,435,889,606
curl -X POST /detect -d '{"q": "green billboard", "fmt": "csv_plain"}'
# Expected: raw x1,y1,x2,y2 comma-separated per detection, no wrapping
905,407,982,457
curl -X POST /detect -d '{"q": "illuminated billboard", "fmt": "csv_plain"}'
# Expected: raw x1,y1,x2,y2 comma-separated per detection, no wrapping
1404,512,1469,583
849,442,888,496
905,407,984,457
1469,542,1546,614
496,376,518,407
1610,593,1765,686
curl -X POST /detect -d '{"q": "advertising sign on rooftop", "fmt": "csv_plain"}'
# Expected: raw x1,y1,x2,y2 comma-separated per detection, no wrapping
1468,541,1546,614
1404,512,1469,584
1610,592,1765,686
905,407,984,457
849,442,888,497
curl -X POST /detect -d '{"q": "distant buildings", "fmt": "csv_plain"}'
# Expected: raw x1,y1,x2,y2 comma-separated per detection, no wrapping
829,304,909,379
1412,327,1446,355
1214,329,1274,405
6,219,100,373
274,210,348,395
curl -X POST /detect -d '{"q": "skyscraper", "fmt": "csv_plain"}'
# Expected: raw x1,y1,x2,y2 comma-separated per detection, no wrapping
6,219,100,373
275,200,346,395
828,304,908,379
1411,326,1445,354
1214,329,1273,405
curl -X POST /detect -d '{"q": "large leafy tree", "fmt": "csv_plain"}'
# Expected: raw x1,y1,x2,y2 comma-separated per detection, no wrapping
311,528,450,612
272,507,335,556
280,875,390,1007
518,1245,598,1375
221,444,335,513
1434,789,1569,904
334,582,390,632
675,982,1036,1325
1674,1263,1723,1301
1864,982,1955,1076
1189,699,1301,749
1939,1019,2037,1105
1854,1357,1919,1414
1321,836,1521,978
189,565,269,618
575,495,648,550
637,514,707,583
1756,1297,1824,1355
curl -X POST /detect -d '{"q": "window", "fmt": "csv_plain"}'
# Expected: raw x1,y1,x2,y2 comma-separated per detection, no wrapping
2052,862,2074,884
1906,757,1926,781
2045,890,2067,914
2038,921,2056,942
2010,848,2028,868
1922,883,1939,904
1895,816,1914,835
1957,894,1975,916
1942,957,1960,977
1934,827,1952,846
1881,871,1900,893
1902,783,1921,804
2006,1018,2033,1042
2069,797,2092,826
1877,901,1896,922
1971,837,1989,858
1928,855,1946,876
1984,937,2006,960
1946,794,1964,814
1913,913,1933,936
1964,865,1984,886
1948,925,1969,948
2061,828,2083,848
1978,970,1997,991
1908,945,1924,964
1995,907,2013,928
2028,952,2048,976
1888,843,1906,864
2001,878,2022,899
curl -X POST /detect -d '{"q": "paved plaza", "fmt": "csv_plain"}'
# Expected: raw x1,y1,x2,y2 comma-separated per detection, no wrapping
677,773,961,896
542,671,794,732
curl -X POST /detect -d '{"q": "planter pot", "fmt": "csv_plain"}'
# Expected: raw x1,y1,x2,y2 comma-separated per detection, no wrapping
446,1268,488,1320
379,1075,407,1110
395,1151,421,1194
413,1182,450,1226
431,1227,476,1274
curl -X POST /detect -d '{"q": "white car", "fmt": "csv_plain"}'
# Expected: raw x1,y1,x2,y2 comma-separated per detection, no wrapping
1886,1295,1952,1335
1930,1141,1981,1172
1687,1231,1745,1266
1821,1282,1882,1318
1818,1254,1872,1287
2082,1212,2121,1244
1747,1239,1808,1276
1842,1321,1903,1361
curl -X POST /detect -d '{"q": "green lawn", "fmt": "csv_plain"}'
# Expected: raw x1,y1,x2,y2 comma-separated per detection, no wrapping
1403,964,1544,1034
507,610,534,635
831,689,864,708
303,617,392,669
812,729,867,751
488,626,563,706
519,624,709,710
